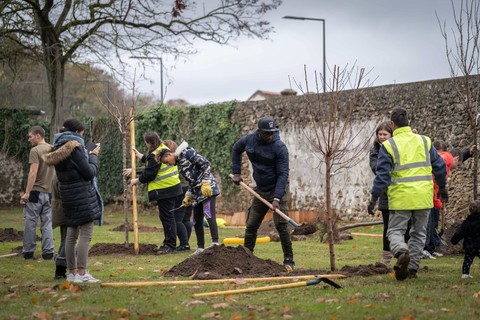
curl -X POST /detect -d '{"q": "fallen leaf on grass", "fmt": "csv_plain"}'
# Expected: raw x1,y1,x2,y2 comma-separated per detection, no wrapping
400,315,415,320
201,312,221,318
233,278,247,285
212,303,229,309
440,308,453,312
137,267,144,270
224,295,237,303
325,299,339,303
315,297,325,303
32,312,52,320
31,297,38,303
378,293,391,301
93,261,103,266
115,308,130,317
347,298,358,304
230,314,242,320
56,296,68,303
184,299,205,307
3,292,20,301
473,291,480,298
69,284,81,293
3,276,11,284
364,304,376,309
281,305,290,314
388,272,395,278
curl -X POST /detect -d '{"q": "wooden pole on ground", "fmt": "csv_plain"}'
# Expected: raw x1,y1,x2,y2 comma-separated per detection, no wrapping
100,274,347,287
129,107,139,255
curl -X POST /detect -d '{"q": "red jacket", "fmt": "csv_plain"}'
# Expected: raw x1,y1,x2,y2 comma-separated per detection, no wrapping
433,151,453,209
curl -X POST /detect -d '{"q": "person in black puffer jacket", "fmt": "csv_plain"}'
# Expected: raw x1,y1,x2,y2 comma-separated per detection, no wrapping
451,200,480,279
44,119,101,283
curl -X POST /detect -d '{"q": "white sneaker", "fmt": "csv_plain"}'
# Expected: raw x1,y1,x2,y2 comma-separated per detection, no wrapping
432,252,443,257
191,248,204,256
66,273,76,282
422,250,436,260
462,274,473,279
209,242,220,247
74,271,101,283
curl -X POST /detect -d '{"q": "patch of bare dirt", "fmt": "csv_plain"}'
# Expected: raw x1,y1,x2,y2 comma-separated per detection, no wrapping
110,223,161,232
0,228,23,242
89,243,158,255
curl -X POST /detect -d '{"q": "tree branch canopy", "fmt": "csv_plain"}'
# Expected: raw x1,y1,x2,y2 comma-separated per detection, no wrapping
0,0,281,64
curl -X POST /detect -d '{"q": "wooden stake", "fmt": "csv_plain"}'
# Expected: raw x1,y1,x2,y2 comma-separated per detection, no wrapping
129,107,139,255
100,274,347,288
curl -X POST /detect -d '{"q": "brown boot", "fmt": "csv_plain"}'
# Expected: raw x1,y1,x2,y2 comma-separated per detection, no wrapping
394,251,410,281
379,250,393,267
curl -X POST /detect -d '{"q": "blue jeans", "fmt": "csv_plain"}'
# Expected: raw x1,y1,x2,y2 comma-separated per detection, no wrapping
387,209,429,271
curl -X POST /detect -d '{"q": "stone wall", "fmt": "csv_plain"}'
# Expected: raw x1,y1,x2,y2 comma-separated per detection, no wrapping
0,154,23,206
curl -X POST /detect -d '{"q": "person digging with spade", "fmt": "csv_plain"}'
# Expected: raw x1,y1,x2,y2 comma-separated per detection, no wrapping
156,142,220,256
231,116,295,272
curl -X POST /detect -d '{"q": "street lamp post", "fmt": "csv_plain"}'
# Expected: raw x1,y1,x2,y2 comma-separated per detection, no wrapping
283,16,326,93
130,56,164,104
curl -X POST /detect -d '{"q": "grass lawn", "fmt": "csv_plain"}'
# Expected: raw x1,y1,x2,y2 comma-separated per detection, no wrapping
1,206,479,319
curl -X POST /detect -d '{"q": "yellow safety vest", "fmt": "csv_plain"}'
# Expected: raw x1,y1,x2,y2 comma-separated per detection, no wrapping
382,126,433,210
147,145,180,192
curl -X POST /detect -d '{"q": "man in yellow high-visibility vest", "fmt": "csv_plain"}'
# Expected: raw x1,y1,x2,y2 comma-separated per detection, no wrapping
368,108,447,281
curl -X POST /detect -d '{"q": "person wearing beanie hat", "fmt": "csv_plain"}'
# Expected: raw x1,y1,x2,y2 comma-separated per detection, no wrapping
451,200,480,279
231,116,295,271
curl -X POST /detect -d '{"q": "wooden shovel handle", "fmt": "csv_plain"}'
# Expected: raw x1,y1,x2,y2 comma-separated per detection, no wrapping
229,174,299,228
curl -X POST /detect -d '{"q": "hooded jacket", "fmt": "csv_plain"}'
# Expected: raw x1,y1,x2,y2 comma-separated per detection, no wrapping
176,145,220,206
369,141,388,210
232,131,289,200
451,213,480,250
44,133,100,227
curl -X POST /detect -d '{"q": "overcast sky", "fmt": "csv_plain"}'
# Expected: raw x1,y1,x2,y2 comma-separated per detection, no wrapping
129,0,457,105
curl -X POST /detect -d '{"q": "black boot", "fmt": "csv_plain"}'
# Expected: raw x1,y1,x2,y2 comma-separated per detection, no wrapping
54,265,67,280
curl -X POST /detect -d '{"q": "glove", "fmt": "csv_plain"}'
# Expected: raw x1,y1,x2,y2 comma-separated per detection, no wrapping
201,182,213,197
367,197,378,215
438,188,448,203
182,193,192,207
231,174,243,185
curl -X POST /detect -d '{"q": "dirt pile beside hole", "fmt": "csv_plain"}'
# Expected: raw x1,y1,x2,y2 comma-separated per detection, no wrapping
89,243,158,255
0,228,23,242
165,245,289,279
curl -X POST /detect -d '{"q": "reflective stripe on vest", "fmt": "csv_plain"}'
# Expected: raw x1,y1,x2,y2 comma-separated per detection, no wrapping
382,127,433,210
147,145,180,192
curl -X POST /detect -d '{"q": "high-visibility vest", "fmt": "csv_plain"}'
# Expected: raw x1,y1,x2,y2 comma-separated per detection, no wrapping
147,145,180,192
382,126,433,210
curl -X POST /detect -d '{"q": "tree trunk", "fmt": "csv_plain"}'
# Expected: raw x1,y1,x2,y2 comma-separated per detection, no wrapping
325,156,336,271
473,125,478,200
38,18,65,140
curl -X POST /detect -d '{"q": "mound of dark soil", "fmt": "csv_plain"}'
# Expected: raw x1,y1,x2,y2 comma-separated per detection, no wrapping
165,245,289,279
0,228,24,242
89,242,158,255
110,223,161,232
